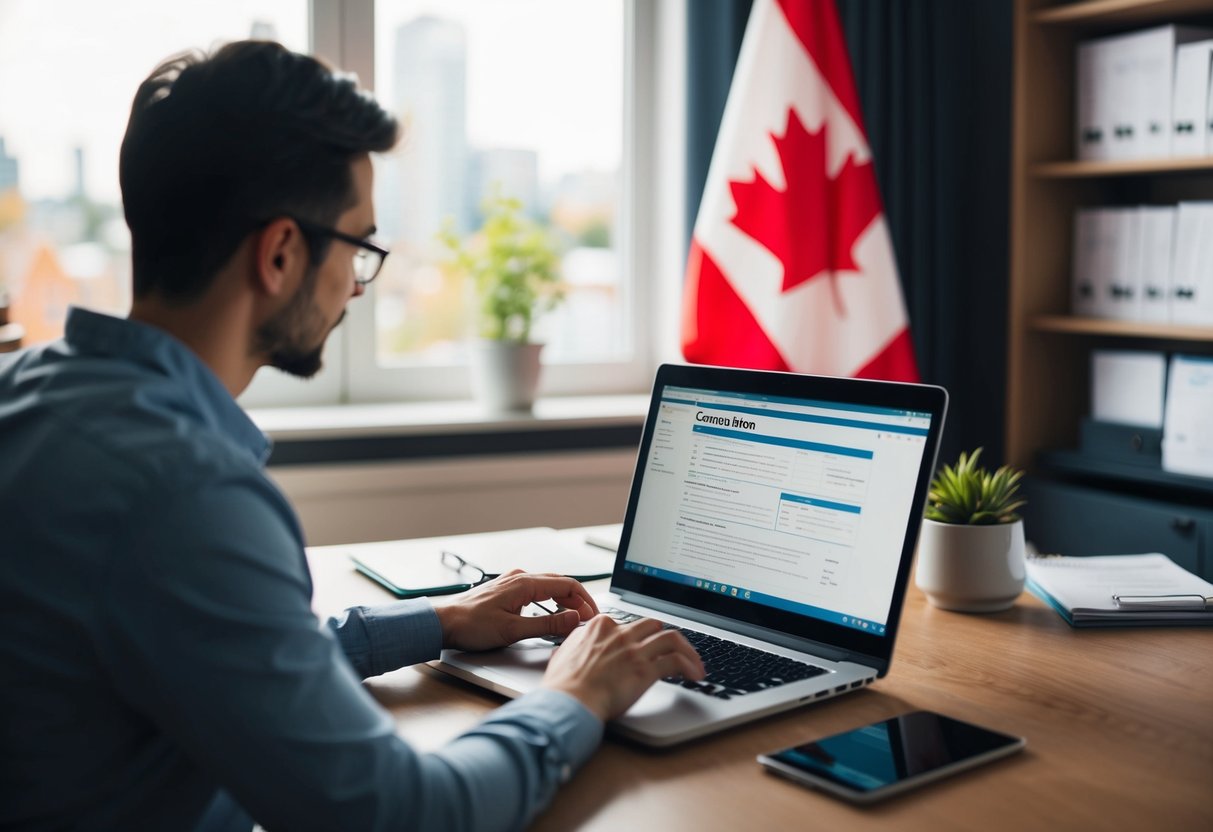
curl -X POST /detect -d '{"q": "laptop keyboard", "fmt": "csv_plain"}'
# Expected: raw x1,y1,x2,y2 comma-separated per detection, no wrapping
604,608,827,701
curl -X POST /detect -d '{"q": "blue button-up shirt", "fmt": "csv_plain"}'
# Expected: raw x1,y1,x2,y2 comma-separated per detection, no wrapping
0,308,601,831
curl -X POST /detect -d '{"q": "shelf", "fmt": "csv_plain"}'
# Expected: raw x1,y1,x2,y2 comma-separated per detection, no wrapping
1031,156,1213,178
1033,0,1213,27
1032,315,1213,340
1039,448,1213,497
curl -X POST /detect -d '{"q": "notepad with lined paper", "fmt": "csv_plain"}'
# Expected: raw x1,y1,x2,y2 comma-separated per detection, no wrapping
1026,553,1213,627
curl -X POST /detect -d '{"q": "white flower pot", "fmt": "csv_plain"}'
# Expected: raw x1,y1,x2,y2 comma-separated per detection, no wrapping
469,340,544,413
914,518,1026,613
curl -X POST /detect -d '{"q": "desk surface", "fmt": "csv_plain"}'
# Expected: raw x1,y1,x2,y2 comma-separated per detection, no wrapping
308,528,1213,830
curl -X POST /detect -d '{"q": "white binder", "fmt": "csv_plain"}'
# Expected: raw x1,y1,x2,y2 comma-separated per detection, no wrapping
1107,208,1142,320
1137,205,1176,323
1174,202,1213,325
1076,41,1109,161
1094,208,1123,318
1172,40,1213,157
1071,208,1101,316
1169,202,1205,323
1079,26,1213,161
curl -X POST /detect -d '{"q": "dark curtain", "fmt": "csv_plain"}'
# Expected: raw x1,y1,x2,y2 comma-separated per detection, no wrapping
685,1,1014,466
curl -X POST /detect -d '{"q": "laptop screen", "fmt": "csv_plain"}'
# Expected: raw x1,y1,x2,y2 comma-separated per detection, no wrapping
614,365,946,659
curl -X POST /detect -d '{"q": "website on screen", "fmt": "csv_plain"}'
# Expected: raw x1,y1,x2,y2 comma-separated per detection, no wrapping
625,386,932,634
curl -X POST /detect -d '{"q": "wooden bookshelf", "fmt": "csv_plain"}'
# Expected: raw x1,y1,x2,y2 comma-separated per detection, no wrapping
1007,0,1213,469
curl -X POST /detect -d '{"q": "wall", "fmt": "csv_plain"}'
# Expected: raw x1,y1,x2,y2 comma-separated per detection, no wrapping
268,448,637,546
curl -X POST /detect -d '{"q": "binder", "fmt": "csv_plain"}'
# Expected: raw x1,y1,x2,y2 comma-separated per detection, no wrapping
1070,208,1101,316
1173,202,1213,325
1171,40,1213,157
1137,205,1175,323
1105,207,1141,320
1075,41,1108,161
1169,201,1206,323
1078,26,1213,161
1093,208,1121,318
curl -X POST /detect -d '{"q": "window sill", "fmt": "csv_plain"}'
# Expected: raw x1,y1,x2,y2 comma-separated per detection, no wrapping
249,395,649,466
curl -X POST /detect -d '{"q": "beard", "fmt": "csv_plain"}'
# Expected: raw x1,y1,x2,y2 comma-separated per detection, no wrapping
255,264,337,379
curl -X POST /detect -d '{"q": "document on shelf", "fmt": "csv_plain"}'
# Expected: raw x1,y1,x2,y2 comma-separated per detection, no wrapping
1162,354,1213,478
1026,553,1213,627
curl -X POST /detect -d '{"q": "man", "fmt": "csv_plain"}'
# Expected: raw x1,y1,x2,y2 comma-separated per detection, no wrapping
0,41,702,831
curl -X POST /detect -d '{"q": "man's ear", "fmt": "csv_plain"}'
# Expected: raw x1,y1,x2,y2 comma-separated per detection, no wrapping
255,218,307,297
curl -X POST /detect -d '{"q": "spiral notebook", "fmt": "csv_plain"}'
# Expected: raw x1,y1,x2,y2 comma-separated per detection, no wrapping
1025,553,1213,627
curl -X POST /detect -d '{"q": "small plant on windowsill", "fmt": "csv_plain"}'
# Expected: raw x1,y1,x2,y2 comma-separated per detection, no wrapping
916,448,1029,613
438,193,565,412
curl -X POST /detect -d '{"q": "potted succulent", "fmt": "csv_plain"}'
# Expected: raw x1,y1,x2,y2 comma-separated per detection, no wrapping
439,194,564,412
914,448,1028,612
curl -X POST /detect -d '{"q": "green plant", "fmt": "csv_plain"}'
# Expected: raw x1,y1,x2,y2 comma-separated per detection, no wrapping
925,447,1026,525
438,194,564,343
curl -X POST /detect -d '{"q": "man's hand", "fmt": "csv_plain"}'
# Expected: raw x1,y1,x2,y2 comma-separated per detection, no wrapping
541,616,705,722
434,569,599,652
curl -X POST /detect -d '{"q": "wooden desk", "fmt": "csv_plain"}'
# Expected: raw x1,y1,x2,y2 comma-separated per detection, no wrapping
308,530,1213,830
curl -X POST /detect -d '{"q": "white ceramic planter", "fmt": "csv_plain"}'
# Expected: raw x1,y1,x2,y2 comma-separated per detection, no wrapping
914,518,1026,612
469,340,544,413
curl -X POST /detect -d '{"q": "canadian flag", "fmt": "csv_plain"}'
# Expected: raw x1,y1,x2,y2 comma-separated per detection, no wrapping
681,0,919,382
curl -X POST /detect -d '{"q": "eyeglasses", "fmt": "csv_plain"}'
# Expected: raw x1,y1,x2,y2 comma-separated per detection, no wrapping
440,551,558,613
440,549,499,588
292,217,390,286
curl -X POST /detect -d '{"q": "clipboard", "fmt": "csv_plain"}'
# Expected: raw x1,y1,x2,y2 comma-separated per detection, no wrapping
1025,552,1213,627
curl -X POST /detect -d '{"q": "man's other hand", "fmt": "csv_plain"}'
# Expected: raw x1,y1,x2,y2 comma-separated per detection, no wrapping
434,569,598,652
541,616,705,722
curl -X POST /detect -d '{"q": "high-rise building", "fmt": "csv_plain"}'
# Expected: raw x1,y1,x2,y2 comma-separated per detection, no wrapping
249,20,278,40
73,147,85,199
469,148,540,224
391,16,468,251
0,138,19,192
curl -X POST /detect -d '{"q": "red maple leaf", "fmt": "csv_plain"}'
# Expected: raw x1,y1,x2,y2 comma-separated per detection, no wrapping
729,109,881,308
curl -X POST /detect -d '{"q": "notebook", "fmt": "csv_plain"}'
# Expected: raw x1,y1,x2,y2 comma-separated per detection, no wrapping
434,363,948,746
348,527,614,598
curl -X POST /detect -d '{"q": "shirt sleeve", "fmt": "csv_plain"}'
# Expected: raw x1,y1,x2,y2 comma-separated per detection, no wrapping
327,599,443,678
95,476,604,832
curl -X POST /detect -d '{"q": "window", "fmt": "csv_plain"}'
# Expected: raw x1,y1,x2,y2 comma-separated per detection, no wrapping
0,0,675,408
342,0,657,403
0,0,309,336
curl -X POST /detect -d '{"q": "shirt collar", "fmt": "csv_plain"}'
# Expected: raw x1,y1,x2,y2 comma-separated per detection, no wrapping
64,306,272,463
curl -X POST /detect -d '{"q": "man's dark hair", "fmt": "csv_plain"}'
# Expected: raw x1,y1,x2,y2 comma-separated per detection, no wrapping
119,40,398,301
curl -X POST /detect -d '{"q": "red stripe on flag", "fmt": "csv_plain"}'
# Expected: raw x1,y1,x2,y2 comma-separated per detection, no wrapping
853,328,920,382
775,0,867,141
682,239,791,371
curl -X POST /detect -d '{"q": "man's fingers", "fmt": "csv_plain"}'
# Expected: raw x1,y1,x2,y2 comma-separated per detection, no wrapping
513,609,582,641
652,652,706,684
636,629,704,677
513,574,600,617
619,616,665,639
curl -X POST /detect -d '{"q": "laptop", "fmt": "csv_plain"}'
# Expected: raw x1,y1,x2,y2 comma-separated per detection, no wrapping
434,363,948,747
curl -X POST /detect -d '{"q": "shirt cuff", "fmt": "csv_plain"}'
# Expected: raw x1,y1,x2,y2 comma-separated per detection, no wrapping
494,688,604,780
327,599,443,679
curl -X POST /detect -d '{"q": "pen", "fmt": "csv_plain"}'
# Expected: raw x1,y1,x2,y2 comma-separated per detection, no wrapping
1112,594,1213,610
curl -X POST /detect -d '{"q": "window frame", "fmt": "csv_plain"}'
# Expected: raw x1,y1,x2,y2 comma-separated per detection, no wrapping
240,0,684,410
